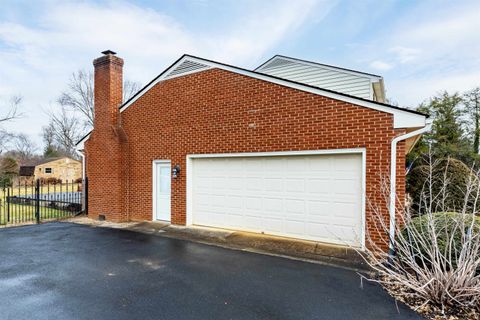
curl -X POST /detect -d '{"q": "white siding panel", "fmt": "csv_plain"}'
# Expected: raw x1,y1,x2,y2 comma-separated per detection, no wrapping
258,59,373,99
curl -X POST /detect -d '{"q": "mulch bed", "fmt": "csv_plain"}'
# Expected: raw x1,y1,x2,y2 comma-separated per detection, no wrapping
381,280,479,319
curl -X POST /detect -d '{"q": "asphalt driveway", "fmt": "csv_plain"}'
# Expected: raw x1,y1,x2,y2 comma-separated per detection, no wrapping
0,223,420,320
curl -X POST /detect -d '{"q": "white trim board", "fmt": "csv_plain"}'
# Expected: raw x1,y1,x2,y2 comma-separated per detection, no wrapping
76,133,90,150
119,55,426,129
185,148,367,250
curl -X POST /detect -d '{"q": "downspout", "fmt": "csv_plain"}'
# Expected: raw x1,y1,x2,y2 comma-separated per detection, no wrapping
389,120,432,256
75,150,86,181
75,149,86,213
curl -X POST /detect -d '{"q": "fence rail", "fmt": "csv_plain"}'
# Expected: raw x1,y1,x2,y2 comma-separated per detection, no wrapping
0,178,87,226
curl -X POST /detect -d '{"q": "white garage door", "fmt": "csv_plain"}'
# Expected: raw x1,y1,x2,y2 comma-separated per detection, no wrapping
191,153,363,247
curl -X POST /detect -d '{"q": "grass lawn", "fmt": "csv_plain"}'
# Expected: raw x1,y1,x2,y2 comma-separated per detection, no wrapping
0,203,75,225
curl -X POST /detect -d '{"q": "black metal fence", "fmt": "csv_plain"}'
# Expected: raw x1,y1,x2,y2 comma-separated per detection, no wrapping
0,178,87,226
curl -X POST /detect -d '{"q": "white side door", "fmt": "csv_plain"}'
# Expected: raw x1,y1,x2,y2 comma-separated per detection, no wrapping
154,161,171,221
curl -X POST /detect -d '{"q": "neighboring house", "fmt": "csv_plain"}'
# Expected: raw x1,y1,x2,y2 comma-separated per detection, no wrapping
17,157,82,184
76,50,430,250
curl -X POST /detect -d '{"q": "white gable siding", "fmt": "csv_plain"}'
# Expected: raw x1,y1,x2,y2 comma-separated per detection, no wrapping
257,58,373,100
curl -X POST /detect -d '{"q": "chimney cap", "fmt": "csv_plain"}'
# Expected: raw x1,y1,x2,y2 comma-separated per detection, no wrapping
101,50,117,55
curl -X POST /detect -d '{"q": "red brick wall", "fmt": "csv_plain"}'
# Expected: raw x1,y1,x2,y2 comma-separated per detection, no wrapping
86,67,407,248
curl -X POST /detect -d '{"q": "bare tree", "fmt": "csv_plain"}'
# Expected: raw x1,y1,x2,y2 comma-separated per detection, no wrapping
43,107,82,158
11,133,37,162
464,87,480,154
0,131,13,156
42,124,55,150
0,95,22,123
58,70,94,128
0,95,23,155
58,70,141,129
41,124,63,158
123,79,142,103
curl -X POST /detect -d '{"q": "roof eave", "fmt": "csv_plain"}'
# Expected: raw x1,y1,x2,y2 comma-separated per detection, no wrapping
76,54,427,149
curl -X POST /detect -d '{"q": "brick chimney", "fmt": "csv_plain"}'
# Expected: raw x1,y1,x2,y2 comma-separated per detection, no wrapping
85,50,127,222
93,50,123,129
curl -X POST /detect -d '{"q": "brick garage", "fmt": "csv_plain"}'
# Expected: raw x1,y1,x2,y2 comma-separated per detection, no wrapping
79,52,428,250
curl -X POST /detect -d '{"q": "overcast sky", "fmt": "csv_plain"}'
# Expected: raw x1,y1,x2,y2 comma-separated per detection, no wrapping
1,0,479,148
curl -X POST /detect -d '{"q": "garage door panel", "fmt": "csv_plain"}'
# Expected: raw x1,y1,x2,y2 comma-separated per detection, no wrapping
265,158,284,171
332,201,359,218
244,158,264,171
263,198,283,212
245,197,262,211
244,216,263,230
306,179,330,194
211,177,227,189
306,223,331,241
226,177,243,190
286,157,306,170
284,220,305,236
195,193,211,205
285,199,305,214
210,195,226,208
227,214,243,228
264,178,283,192
307,156,331,170
334,156,358,169
246,177,263,191
192,153,363,247
333,179,359,195
195,176,211,189
262,218,283,232
307,200,331,215
225,195,243,209
333,225,361,242
285,179,305,192
195,211,218,226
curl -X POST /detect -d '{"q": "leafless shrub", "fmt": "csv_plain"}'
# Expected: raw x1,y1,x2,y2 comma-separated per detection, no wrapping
362,151,480,317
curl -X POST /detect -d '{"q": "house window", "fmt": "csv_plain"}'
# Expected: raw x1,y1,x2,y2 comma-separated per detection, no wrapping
45,168,53,174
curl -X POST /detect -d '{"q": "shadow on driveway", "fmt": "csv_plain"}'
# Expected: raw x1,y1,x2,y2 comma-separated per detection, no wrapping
0,223,420,320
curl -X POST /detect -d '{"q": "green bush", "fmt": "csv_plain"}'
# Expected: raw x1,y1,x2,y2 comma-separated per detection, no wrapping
0,175,13,188
401,212,480,269
407,158,478,213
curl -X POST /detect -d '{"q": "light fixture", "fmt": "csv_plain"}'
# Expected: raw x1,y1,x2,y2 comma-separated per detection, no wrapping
172,164,181,178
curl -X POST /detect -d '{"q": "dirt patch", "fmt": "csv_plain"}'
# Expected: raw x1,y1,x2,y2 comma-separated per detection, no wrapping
65,216,144,229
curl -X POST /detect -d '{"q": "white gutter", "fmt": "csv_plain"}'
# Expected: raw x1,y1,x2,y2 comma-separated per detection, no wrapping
389,119,432,254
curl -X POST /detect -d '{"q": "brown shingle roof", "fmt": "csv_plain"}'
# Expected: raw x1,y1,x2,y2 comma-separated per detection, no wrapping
18,166,35,176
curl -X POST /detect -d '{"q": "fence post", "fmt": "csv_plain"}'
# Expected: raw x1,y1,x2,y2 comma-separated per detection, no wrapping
35,179,40,224
7,187,10,223
84,177,88,216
